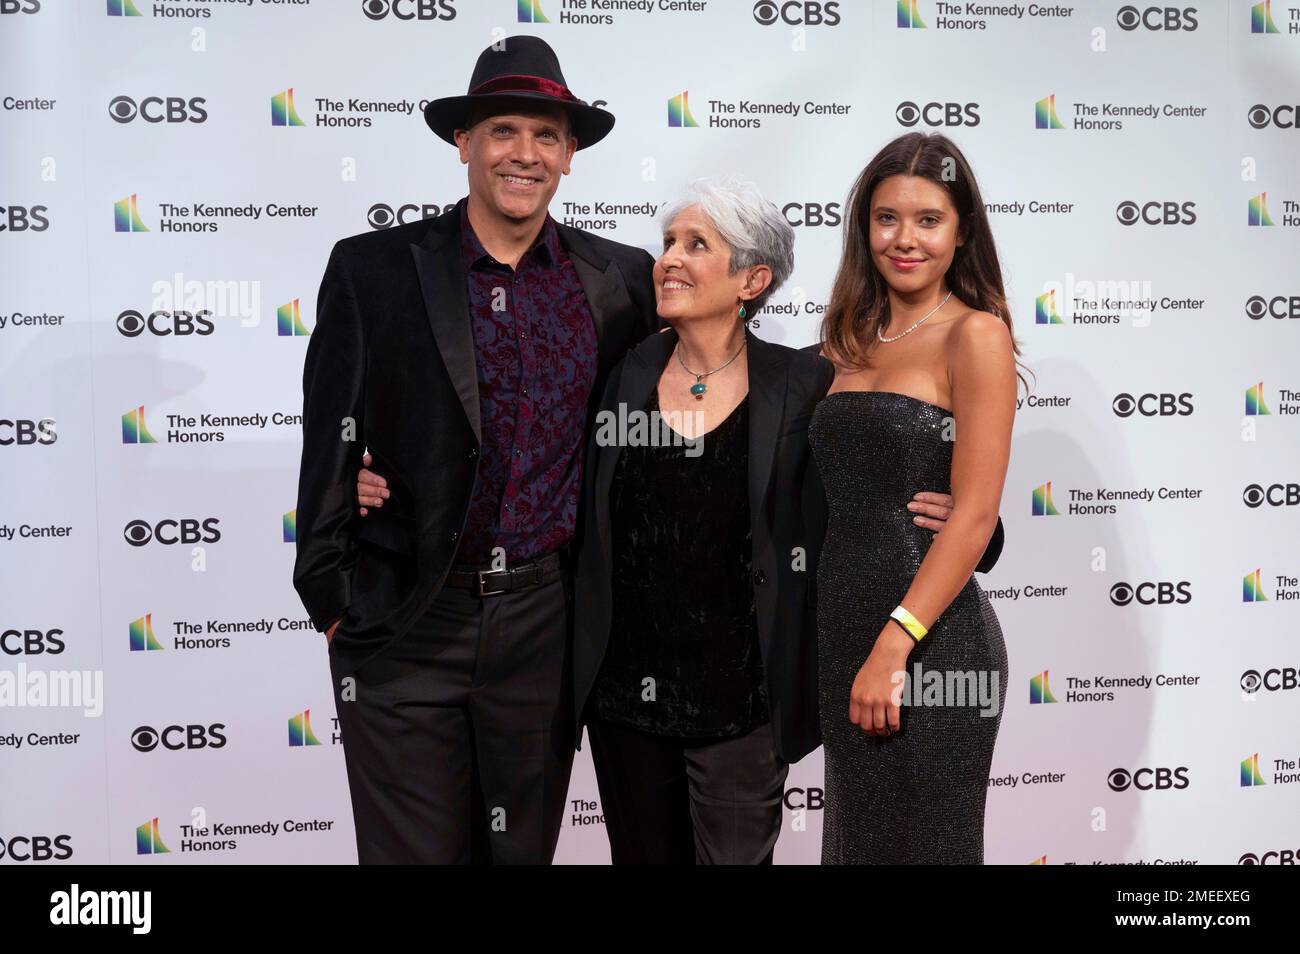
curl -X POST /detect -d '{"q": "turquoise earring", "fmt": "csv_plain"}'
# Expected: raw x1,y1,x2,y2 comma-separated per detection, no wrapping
739,303,747,320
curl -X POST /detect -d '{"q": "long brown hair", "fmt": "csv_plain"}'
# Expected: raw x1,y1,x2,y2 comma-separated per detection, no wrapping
820,132,1029,391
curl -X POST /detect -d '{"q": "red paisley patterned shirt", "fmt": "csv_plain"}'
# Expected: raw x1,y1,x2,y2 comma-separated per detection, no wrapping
455,197,598,564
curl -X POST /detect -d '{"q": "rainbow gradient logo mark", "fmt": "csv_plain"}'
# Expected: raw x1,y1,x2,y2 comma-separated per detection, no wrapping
1246,382,1271,416
668,92,698,128
1240,752,1266,787
277,298,310,336
897,0,926,28
283,510,297,544
107,0,144,16
114,194,149,233
130,614,163,652
271,88,305,127
1251,0,1280,33
136,817,169,854
288,709,322,746
1248,192,1274,227
1035,94,1064,130
1243,568,1269,603
121,405,157,444
1029,855,1047,865
1035,290,1064,325
1030,670,1058,704
1032,482,1060,516
517,0,549,23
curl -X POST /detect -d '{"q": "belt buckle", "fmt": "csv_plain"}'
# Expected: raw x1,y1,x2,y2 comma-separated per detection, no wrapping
476,568,506,598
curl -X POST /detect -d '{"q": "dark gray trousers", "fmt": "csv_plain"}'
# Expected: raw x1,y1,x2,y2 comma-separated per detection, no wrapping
587,715,788,865
329,569,575,864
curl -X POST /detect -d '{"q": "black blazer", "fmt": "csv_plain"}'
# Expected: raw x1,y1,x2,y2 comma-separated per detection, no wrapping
293,203,658,676
573,327,1005,764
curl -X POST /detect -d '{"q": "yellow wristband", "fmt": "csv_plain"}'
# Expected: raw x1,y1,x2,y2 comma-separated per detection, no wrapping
890,605,928,643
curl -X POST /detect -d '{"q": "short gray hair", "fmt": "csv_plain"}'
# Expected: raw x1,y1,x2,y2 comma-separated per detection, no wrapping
660,173,795,318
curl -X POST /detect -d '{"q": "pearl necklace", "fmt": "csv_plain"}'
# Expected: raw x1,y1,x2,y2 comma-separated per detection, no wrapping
877,290,952,343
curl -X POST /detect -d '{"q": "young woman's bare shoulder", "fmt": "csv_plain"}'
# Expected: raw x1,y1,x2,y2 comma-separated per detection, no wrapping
949,310,1012,351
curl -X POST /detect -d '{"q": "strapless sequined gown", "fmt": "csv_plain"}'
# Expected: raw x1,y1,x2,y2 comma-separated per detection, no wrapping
808,391,1007,864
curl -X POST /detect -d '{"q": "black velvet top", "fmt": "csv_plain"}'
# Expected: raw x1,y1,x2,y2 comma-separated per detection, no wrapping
591,388,769,739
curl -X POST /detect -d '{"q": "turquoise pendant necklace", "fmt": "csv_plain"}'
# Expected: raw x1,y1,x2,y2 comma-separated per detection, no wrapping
675,337,746,399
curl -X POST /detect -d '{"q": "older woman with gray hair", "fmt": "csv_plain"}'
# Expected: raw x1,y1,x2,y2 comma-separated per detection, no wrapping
567,174,826,864
572,174,999,864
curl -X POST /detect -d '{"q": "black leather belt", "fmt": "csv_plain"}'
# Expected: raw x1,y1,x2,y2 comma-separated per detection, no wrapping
443,549,566,597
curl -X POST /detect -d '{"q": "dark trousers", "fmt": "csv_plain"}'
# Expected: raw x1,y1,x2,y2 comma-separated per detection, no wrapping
587,715,789,865
328,568,576,864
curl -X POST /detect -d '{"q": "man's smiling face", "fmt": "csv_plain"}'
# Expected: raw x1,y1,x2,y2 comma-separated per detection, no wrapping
455,102,576,224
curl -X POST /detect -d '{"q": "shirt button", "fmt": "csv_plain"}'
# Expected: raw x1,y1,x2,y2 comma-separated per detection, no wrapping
505,504,512,513
752,569,767,585
450,531,459,542
467,447,478,460
514,449,521,457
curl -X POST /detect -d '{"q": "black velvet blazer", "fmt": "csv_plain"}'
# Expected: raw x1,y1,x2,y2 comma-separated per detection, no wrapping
292,205,659,676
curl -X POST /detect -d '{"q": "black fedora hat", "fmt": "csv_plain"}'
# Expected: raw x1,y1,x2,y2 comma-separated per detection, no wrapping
423,35,614,150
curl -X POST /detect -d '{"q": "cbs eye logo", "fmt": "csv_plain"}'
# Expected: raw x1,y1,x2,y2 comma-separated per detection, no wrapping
1109,581,1191,606
132,723,228,752
367,202,456,230
108,95,208,125
1246,295,1300,320
1115,5,1198,31
361,0,456,20
117,310,146,336
1108,766,1190,791
896,102,920,126
1107,768,1133,790
123,518,222,547
1247,105,1296,130
108,96,136,122
1112,392,1193,417
895,101,979,128
1241,670,1262,694
131,725,160,751
123,520,152,546
752,1,841,25
367,203,396,229
1242,483,1300,508
1116,200,1197,226
116,309,215,338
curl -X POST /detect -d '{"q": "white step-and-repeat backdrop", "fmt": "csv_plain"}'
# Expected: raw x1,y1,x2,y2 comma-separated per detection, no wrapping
2,0,1298,864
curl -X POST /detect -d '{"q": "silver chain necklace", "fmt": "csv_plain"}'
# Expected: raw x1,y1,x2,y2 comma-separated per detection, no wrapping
877,290,952,343
676,338,746,398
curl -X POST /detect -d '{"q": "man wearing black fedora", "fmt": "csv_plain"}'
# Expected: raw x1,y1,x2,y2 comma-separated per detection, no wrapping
293,35,657,863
